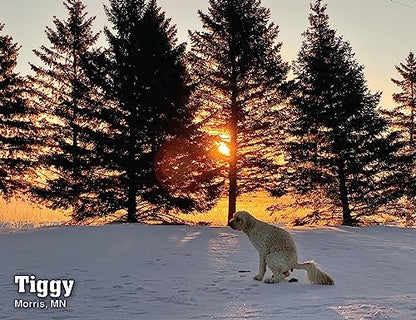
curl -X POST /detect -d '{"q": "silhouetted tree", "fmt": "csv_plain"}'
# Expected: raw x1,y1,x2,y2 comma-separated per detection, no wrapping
86,0,221,223
279,1,401,225
29,0,101,218
390,52,416,148
189,0,288,222
382,52,416,221
0,24,35,197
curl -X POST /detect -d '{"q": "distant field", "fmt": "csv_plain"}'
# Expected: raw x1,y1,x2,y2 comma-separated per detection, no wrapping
0,198,69,227
0,193,286,227
180,192,289,226
0,194,407,228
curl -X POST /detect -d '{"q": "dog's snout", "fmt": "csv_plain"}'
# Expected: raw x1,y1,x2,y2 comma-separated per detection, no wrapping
228,219,236,229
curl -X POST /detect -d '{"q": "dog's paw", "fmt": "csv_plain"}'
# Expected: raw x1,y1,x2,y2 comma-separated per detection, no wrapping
264,277,275,284
253,274,263,281
265,274,284,284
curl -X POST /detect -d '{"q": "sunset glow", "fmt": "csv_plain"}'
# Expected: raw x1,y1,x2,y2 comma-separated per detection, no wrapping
217,141,230,156
214,131,231,157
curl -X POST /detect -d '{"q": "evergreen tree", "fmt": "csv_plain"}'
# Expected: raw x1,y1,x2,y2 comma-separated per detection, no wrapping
0,24,35,197
86,0,220,223
390,52,416,148
29,0,101,218
383,52,416,221
280,1,400,225
188,0,288,222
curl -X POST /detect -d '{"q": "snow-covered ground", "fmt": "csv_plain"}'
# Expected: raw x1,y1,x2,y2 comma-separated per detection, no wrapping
1,224,415,319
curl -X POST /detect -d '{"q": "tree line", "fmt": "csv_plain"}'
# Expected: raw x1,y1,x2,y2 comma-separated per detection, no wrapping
0,0,414,225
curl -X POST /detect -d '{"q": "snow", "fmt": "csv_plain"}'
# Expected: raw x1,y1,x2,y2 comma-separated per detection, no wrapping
1,224,415,319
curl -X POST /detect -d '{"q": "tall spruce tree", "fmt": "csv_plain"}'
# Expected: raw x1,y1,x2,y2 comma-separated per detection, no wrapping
0,24,35,197
86,0,221,223
280,1,400,225
390,52,416,148
383,52,416,221
189,0,288,222
29,0,101,218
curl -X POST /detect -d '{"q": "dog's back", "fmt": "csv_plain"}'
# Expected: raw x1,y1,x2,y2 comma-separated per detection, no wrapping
245,217,298,268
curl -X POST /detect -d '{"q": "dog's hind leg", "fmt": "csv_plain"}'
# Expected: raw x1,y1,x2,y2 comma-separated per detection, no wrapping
264,273,285,284
264,253,289,284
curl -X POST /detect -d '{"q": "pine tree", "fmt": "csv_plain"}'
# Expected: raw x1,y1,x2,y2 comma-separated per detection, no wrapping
0,24,35,197
390,52,416,148
28,0,101,218
280,0,400,225
383,52,416,221
86,0,221,223
188,0,288,222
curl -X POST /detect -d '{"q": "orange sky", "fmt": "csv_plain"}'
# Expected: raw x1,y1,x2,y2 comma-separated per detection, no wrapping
1,0,415,108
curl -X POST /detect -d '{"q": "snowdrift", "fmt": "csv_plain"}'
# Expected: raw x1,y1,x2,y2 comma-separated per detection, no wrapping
1,224,415,319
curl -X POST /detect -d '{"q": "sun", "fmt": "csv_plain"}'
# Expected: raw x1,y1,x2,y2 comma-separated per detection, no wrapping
208,129,231,158
217,141,230,156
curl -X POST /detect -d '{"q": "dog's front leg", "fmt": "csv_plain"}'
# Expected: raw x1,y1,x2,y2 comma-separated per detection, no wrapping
253,252,266,281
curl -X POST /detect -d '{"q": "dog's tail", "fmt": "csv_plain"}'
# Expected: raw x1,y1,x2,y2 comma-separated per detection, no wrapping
295,261,334,285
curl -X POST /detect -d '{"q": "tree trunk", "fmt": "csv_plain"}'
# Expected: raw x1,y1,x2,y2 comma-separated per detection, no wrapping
72,35,79,155
228,99,238,223
333,129,352,225
337,158,352,224
127,172,138,223
410,81,414,147
411,106,414,147
227,59,239,223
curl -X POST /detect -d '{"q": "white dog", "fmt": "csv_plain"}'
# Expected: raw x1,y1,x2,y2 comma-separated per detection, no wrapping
228,211,334,285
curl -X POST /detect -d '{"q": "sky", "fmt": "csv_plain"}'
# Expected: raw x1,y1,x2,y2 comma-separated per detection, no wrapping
0,0,416,108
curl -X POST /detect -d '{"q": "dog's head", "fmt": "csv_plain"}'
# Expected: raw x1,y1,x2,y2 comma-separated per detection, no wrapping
228,211,254,233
